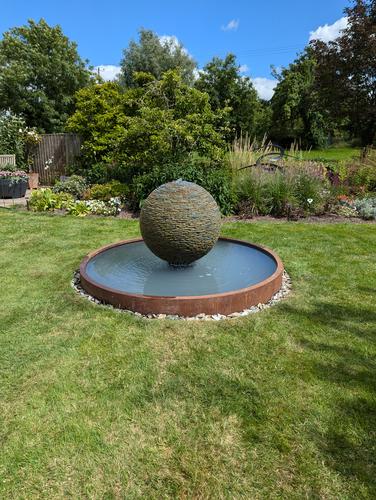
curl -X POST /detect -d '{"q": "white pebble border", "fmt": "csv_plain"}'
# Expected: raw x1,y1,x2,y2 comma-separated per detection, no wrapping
71,270,292,321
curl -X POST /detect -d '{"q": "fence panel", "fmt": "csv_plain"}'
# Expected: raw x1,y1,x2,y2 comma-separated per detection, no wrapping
32,133,81,184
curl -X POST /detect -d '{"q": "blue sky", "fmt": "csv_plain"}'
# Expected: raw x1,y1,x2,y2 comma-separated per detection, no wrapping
0,0,349,99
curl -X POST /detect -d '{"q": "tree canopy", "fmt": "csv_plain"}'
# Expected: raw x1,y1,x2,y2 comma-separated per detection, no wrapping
119,29,197,87
195,54,261,140
311,0,376,145
270,49,331,148
2,1,375,149
68,71,227,181
0,19,93,133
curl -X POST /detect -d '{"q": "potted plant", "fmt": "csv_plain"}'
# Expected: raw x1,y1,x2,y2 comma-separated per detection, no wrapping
0,164,29,198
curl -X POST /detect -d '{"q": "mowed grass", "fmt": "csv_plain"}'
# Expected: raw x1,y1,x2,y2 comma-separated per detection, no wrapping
301,147,361,162
0,210,375,499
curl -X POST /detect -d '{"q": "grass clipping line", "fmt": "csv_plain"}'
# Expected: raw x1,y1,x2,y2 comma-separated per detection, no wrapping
71,270,292,320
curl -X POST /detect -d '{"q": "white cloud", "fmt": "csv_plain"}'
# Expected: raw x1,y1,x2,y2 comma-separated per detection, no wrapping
252,77,277,100
309,16,348,43
159,35,192,57
159,35,181,51
94,65,121,81
221,19,239,31
239,64,249,74
193,68,203,80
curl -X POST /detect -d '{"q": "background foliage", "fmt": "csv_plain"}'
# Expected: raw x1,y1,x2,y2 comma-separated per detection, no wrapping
119,29,197,87
0,19,93,132
195,54,262,141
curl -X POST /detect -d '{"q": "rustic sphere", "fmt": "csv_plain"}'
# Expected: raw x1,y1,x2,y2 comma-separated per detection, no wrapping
140,180,221,266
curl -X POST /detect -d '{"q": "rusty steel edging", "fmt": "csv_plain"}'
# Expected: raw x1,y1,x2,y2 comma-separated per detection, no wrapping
79,237,284,316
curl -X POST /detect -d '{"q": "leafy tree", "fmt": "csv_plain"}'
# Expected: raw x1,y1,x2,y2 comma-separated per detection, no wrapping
67,82,126,163
68,71,227,182
311,0,376,145
0,19,93,132
195,54,261,140
116,71,226,178
119,29,197,87
270,49,331,148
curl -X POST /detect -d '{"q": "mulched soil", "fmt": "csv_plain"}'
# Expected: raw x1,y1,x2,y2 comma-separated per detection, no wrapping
225,214,376,224
118,210,375,224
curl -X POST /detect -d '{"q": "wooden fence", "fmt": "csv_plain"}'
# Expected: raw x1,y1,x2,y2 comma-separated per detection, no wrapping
32,133,81,184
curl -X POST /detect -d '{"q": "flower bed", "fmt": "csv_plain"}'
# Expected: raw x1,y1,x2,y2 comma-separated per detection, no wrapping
28,188,121,217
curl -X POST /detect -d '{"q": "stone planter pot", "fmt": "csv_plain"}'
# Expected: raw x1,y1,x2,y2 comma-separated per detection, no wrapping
28,172,39,190
0,178,28,199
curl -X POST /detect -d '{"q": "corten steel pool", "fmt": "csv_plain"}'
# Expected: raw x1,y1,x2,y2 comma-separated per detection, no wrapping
79,237,284,316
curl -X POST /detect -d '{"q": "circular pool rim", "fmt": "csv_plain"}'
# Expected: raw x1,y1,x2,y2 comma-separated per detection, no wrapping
79,237,284,316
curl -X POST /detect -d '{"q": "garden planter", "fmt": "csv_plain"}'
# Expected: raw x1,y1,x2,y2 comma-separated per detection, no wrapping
0,178,28,198
28,172,39,190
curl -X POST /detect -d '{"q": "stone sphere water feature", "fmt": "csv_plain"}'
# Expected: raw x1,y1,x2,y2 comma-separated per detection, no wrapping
140,180,221,266
79,180,284,316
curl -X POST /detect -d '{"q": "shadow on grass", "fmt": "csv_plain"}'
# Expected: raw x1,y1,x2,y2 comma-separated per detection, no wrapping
280,300,376,492
280,300,376,340
322,397,376,489
155,368,264,445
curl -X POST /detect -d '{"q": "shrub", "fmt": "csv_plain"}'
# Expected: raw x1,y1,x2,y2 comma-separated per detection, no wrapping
0,112,41,169
346,164,376,193
67,72,227,184
52,175,87,199
29,189,74,212
234,162,330,217
355,197,376,220
66,201,91,217
333,204,359,218
84,181,129,202
84,163,112,184
131,155,235,214
0,112,26,167
326,149,376,194
266,171,297,217
293,172,326,213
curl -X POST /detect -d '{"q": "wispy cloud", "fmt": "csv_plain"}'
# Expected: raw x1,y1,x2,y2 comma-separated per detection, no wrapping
239,64,249,74
309,16,348,43
251,77,277,100
94,65,121,81
221,19,239,32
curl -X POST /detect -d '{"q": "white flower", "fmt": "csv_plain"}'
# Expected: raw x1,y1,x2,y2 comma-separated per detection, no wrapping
307,198,313,204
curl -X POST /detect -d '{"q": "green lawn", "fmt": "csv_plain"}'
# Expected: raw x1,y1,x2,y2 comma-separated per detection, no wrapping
1,210,375,499
301,147,361,162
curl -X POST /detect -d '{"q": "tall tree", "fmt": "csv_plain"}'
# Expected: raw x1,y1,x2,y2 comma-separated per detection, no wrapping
270,49,331,148
119,29,196,87
311,0,376,145
0,19,93,132
195,54,261,141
